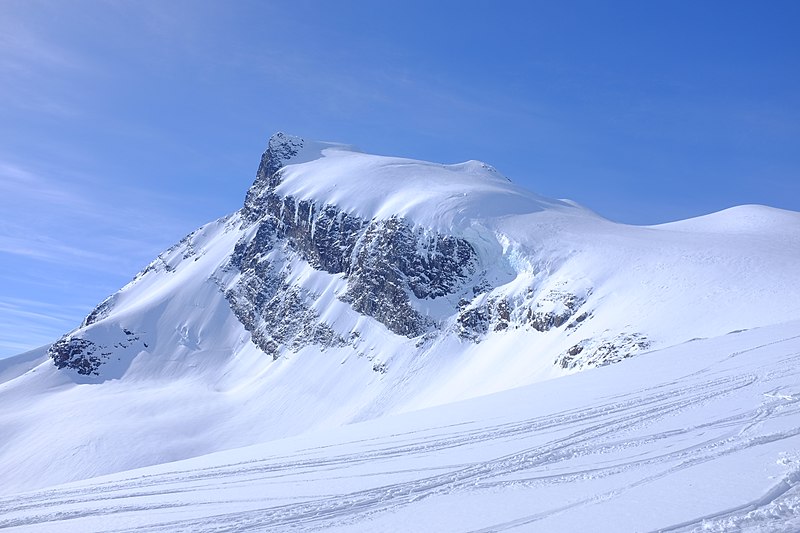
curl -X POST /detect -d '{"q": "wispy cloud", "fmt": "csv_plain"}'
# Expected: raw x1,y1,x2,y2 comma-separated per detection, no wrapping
0,4,90,116
0,296,86,358
0,232,113,266
0,156,198,294
0,161,90,208
0,22,86,76
0,297,85,324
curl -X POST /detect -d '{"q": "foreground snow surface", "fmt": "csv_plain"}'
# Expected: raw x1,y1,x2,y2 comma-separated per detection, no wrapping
3,322,800,532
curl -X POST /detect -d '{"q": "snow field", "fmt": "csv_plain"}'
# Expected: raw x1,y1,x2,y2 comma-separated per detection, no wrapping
2,322,799,532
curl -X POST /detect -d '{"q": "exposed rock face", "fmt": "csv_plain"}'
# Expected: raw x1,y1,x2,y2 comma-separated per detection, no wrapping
50,337,103,375
456,299,494,341
81,296,116,327
527,290,586,332
224,240,348,360
456,289,588,341
342,217,476,336
48,133,652,376
243,132,303,221
556,333,651,370
227,134,481,351
49,328,141,376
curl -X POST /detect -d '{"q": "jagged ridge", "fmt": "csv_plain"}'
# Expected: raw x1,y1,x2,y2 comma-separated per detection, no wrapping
46,132,800,386
45,133,636,375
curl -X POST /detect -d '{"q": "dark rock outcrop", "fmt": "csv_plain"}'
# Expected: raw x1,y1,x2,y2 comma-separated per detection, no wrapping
456,289,588,341
342,217,475,337
527,291,586,332
81,295,116,327
227,134,481,346
243,132,303,221
556,333,651,370
50,337,103,375
48,327,141,376
225,246,348,360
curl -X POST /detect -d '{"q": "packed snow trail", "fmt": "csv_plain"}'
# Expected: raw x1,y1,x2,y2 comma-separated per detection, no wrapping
2,323,799,532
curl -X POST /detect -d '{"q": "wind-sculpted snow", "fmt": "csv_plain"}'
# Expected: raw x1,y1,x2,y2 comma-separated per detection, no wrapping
3,324,800,532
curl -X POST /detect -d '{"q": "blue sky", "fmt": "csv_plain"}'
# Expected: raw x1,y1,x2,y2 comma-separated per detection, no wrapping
1,0,798,357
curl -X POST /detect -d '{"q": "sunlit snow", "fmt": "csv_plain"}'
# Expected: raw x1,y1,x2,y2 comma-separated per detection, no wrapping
1,136,799,531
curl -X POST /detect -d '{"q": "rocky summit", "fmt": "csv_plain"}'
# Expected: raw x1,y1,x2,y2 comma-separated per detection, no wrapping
46,133,648,378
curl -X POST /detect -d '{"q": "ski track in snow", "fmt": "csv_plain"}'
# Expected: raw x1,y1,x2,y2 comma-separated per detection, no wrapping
2,332,800,532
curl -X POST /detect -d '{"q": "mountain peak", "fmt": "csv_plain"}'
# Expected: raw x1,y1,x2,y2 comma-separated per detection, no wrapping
266,132,360,168
266,132,304,164
245,133,362,219
243,133,581,233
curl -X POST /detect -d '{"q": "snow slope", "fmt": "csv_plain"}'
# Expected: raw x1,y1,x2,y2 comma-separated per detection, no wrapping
2,322,799,532
272,145,578,231
1,133,799,509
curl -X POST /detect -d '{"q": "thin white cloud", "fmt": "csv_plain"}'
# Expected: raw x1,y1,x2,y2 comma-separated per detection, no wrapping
0,339,50,358
0,4,94,119
0,296,85,357
0,233,112,265
0,31,75,75
0,161,90,208
0,6,89,75
0,158,196,281
0,299,83,324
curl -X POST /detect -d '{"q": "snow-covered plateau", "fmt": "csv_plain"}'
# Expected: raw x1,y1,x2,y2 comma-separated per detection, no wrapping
2,133,799,531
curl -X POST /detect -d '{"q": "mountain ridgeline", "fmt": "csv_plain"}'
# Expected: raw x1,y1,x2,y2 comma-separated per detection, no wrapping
47,133,800,386
50,133,601,377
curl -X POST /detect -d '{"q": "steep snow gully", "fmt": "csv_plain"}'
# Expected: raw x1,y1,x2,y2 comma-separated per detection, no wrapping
2,133,800,531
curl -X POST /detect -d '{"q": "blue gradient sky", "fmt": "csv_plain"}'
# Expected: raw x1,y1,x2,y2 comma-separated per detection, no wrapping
1,0,798,357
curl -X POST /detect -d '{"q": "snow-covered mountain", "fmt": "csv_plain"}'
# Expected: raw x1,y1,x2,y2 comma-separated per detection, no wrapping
2,133,800,524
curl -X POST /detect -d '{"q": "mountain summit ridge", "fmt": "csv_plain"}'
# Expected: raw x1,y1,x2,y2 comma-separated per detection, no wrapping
45,131,800,385
247,133,585,231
